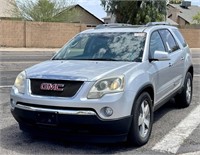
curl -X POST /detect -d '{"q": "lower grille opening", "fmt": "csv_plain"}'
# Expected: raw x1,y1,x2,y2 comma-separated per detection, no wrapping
16,102,95,111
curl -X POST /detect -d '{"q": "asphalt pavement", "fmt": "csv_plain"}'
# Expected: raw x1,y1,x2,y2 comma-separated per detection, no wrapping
0,48,200,154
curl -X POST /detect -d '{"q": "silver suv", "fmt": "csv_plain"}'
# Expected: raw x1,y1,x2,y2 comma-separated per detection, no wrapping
10,23,193,146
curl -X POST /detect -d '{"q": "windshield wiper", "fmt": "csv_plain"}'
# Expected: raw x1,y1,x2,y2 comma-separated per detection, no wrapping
52,57,120,61
52,58,79,60
81,58,118,61
52,58,64,60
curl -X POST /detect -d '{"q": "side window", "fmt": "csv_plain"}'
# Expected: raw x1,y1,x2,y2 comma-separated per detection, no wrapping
159,29,180,53
172,29,187,47
149,31,165,58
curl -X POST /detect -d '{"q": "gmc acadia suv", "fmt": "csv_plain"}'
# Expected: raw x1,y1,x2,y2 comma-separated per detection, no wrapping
10,22,193,146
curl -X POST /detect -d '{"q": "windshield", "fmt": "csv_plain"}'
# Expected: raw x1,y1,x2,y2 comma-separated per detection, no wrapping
53,32,146,62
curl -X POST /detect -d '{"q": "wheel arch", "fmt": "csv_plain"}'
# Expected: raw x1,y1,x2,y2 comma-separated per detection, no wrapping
131,84,154,114
187,65,194,78
128,84,154,145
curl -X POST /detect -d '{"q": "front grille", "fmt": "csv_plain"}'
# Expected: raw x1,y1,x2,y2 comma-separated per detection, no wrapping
30,79,84,97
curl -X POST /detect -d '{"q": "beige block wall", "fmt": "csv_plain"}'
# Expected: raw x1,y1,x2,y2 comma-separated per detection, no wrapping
26,22,86,47
25,22,86,48
0,20,25,47
0,20,89,48
0,20,200,48
0,20,2,46
180,29,200,48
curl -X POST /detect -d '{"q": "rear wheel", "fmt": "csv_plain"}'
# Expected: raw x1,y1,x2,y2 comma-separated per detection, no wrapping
175,72,193,108
128,92,153,146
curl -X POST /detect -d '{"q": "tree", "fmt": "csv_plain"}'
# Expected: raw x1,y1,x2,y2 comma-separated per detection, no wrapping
169,0,182,4
9,0,76,22
101,0,166,25
193,12,200,24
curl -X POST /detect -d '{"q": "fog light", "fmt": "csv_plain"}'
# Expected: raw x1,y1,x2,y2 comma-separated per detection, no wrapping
102,107,113,117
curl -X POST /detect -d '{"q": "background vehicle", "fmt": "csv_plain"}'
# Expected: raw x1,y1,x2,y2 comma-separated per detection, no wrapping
10,22,193,146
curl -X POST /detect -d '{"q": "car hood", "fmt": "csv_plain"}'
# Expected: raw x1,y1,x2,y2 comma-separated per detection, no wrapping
26,60,139,81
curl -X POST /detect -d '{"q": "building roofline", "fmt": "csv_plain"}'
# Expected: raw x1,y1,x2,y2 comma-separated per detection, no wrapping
178,14,190,23
56,4,104,24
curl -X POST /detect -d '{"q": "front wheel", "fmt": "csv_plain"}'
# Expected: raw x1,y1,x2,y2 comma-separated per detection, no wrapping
175,72,193,108
128,92,153,146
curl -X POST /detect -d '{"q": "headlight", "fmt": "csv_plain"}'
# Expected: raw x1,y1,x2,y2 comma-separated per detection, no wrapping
88,76,124,99
14,71,26,94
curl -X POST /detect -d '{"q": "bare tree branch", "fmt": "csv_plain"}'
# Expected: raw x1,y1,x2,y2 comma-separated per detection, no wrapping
8,0,77,22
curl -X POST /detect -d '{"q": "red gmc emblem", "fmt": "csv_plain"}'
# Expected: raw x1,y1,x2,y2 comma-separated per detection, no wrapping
40,83,65,91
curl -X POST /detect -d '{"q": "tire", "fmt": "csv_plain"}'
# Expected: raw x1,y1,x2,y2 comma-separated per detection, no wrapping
128,92,153,146
175,72,193,108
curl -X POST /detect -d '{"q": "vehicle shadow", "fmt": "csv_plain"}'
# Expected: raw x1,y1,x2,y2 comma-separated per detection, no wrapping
153,98,177,123
0,123,137,154
0,99,182,154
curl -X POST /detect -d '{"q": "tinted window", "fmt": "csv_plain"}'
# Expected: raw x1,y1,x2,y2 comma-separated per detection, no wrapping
159,29,180,53
173,29,187,47
53,32,146,62
149,31,165,58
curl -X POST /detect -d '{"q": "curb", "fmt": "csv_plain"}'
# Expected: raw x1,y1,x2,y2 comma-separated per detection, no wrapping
191,48,200,52
0,48,199,52
0,48,60,52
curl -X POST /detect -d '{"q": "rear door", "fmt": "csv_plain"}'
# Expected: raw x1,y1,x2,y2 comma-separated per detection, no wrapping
159,29,184,92
171,28,188,79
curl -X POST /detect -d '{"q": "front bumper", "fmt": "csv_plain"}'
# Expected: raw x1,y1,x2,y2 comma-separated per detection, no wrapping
10,85,136,120
11,103,132,143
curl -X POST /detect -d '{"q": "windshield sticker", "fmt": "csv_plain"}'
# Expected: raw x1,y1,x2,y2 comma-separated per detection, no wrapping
134,33,146,37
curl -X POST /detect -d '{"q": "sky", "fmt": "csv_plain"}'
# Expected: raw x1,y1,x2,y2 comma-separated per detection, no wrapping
189,0,200,6
76,0,200,21
76,0,106,20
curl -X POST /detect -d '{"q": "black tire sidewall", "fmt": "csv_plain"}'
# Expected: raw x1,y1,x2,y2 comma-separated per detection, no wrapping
184,72,193,105
176,72,193,108
128,92,153,146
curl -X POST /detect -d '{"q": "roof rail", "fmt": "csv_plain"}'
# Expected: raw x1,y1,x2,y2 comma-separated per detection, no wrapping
95,23,143,29
146,22,170,26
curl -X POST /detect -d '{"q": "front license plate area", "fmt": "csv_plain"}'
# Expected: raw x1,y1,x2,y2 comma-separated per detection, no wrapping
35,112,57,126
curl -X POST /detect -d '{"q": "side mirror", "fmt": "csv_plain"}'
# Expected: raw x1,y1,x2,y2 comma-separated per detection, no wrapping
152,51,170,61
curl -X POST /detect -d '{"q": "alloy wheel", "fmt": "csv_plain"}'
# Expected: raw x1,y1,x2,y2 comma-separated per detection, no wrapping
138,100,150,138
186,78,192,103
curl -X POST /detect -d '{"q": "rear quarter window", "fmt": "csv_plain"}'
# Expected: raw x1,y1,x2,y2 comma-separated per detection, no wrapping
172,29,187,47
158,29,180,53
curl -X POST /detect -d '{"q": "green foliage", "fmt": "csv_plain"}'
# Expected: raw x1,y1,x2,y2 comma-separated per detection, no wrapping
9,0,76,22
101,0,166,25
169,0,182,4
193,12,200,24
